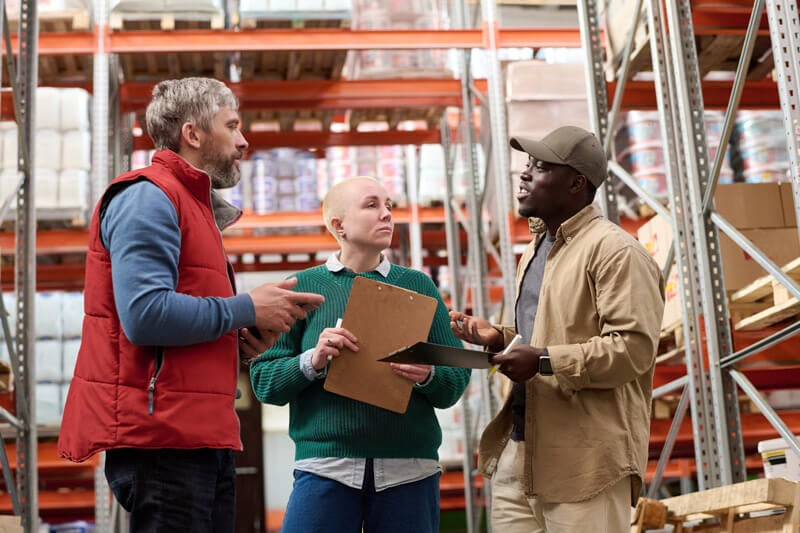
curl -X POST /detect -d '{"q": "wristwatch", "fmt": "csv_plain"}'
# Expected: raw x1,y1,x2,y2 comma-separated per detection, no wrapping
538,348,553,376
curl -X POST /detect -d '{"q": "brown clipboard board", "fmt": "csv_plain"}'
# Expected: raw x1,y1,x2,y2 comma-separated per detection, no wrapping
323,276,437,414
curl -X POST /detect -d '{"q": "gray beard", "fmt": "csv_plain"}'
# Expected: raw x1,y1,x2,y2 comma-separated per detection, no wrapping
204,158,240,190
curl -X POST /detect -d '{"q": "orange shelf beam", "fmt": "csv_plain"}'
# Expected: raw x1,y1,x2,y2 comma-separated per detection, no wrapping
2,78,782,123
1,12,767,57
234,206,448,229
120,79,481,113
0,207,450,254
108,28,586,54
134,129,444,150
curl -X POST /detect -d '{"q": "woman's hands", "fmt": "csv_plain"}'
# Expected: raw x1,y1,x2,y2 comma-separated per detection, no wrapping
312,326,359,371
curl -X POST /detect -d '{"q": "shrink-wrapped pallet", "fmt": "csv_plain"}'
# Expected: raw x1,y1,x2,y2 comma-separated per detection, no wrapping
61,130,91,171
58,169,89,210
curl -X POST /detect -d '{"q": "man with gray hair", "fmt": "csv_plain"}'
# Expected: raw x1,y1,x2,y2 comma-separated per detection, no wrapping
58,77,324,532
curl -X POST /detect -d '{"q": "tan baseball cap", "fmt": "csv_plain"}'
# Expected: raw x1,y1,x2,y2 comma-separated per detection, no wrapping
510,126,608,187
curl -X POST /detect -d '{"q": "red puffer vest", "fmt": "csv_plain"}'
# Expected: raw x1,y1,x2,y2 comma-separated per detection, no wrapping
58,150,242,462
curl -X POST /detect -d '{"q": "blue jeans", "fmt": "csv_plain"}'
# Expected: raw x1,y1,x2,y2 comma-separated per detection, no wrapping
105,448,236,533
281,459,441,533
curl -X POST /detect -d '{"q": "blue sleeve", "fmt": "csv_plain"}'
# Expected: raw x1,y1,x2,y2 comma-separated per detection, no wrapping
101,181,255,346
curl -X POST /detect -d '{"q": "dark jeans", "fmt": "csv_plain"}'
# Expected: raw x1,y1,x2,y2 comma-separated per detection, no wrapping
105,448,236,533
281,459,441,533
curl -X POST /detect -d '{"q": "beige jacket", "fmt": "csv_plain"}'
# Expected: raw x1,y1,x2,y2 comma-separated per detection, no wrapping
478,204,664,505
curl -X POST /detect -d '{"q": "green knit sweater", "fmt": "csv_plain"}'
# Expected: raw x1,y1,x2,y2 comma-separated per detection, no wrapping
250,265,471,460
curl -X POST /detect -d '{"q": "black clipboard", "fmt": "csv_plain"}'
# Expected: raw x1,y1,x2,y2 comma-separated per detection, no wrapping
379,342,496,369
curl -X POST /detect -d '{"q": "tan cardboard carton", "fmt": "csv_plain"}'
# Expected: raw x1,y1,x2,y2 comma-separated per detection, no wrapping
715,183,785,230
779,182,798,227
719,228,800,292
507,100,592,145
661,265,681,328
637,214,673,271
505,61,587,102
636,215,681,327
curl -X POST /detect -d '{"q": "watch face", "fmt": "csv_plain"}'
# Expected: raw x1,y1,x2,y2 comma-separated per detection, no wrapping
539,356,553,376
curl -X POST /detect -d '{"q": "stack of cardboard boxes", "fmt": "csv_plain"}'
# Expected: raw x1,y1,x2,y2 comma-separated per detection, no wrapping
638,182,799,329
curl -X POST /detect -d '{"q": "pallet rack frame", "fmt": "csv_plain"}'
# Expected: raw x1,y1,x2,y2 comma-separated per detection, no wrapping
0,0,39,530
579,0,800,498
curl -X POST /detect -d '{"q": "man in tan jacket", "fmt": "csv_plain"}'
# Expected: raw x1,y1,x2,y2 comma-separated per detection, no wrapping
450,125,664,532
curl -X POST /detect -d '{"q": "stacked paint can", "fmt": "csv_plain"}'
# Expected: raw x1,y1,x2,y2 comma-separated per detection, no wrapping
703,111,734,183
619,110,734,198
321,145,407,205
622,111,667,198
735,110,790,183
251,149,319,214
348,0,451,78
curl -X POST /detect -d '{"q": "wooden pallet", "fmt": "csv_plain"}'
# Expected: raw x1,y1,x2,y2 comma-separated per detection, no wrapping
652,394,758,420
607,23,774,82
119,50,228,82
238,14,350,30
242,109,335,133
347,107,445,131
5,8,90,33
657,320,685,365
730,257,800,331
644,478,800,533
237,49,348,81
109,10,224,31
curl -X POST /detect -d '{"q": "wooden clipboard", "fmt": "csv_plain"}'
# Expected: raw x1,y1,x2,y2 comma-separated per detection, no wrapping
324,276,437,414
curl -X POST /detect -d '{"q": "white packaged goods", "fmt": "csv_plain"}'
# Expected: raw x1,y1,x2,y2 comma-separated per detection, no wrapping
36,339,63,382
60,88,91,131
240,0,351,15
759,436,800,481
2,127,18,171
0,170,21,202
61,130,91,170
35,169,60,208
110,0,165,12
164,0,224,12
0,293,16,341
5,0,89,11
112,0,224,12
35,131,62,171
36,88,61,131
62,339,81,381
58,169,89,210
61,292,84,338
36,292,63,338
36,382,62,425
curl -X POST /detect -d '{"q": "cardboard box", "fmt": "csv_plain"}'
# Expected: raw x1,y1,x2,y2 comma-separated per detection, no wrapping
636,215,681,327
0,516,22,533
661,265,681,328
505,61,587,102
507,100,592,146
780,182,798,227
719,228,800,292
714,183,785,230
637,214,673,271
758,436,800,481
600,0,650,76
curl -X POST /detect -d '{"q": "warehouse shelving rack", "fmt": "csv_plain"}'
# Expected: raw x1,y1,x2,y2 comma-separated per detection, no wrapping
0,0,39,530
573,0,800,499
1,0,798,531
